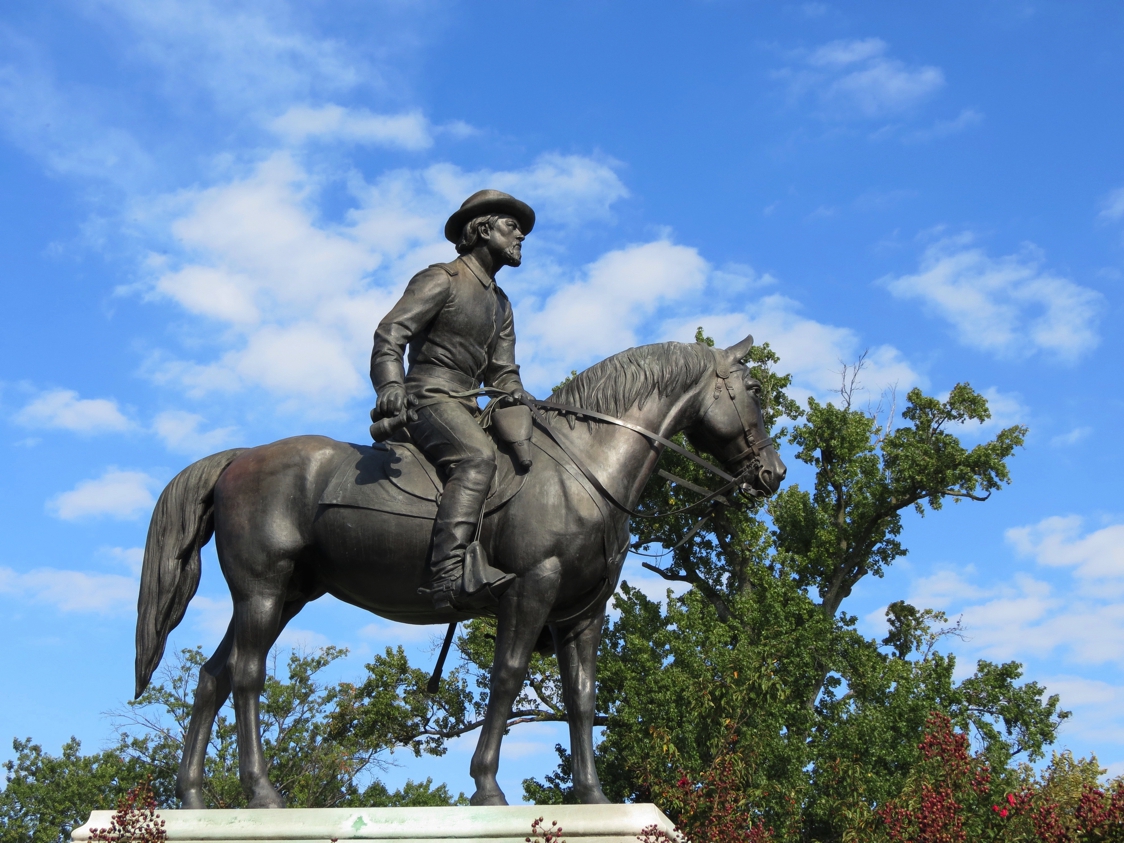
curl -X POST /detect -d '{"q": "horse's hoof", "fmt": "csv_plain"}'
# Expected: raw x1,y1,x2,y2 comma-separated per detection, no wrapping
575,791,611,804
576,787,612,805
247,788,285,809
469,789,508,806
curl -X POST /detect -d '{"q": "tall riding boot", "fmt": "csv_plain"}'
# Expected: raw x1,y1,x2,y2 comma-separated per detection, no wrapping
420,457,514,610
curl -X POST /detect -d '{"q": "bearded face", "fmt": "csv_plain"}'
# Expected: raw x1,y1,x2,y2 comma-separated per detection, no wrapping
483,216,524,268
500,240,522,267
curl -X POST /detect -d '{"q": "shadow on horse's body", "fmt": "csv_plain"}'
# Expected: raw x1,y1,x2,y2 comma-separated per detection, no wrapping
133,337,786,808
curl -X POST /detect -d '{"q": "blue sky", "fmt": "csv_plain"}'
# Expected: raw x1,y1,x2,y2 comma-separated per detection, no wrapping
2,0,1123,802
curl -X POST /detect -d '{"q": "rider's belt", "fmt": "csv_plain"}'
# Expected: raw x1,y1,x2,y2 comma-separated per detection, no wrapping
405,364,479,393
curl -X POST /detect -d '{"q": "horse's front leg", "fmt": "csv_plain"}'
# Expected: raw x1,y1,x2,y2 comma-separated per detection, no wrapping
469,558,561,806
553,604,611,804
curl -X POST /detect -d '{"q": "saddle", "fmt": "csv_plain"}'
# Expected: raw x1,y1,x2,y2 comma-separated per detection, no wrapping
318,433,528,518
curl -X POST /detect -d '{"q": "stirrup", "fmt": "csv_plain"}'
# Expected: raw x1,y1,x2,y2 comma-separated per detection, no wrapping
419,541,516,611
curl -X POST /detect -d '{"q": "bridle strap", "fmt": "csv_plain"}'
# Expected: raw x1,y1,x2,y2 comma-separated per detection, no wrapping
522,396,747,520
528,397,737,482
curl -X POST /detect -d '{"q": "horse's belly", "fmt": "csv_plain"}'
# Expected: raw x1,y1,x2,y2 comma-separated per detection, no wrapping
312,505,438,618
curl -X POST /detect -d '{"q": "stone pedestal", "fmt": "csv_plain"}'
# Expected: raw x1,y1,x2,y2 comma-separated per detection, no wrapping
72,805,676,843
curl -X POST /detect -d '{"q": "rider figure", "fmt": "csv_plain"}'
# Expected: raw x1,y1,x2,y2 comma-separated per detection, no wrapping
371,190,536,611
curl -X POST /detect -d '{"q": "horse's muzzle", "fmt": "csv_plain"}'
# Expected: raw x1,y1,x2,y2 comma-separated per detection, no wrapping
742,449,786,497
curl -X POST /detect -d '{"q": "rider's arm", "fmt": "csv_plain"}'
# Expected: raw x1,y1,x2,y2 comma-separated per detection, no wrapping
371,267,451,392
484,290,526,397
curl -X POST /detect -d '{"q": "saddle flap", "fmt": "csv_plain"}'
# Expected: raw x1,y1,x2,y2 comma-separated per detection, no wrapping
318,437,528,518
386,443,443,501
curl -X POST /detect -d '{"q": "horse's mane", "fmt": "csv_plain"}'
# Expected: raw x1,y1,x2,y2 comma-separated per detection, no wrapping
548,341,714,418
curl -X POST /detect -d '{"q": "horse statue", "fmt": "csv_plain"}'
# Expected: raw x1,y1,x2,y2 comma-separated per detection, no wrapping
133,335,786,808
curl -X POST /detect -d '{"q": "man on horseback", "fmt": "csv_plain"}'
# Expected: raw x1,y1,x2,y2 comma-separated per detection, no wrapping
371,189,536,611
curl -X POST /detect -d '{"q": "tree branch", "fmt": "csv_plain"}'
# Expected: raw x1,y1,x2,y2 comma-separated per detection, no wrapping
941,488,991,502
644,559,732,622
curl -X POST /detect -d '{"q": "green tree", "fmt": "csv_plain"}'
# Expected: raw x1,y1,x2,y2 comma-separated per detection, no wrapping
0,738,146,843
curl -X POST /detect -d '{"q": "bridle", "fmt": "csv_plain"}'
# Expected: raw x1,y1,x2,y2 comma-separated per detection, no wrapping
518,348,774,521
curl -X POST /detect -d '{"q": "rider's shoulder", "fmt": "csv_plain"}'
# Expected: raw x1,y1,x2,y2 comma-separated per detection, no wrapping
424,260,461,277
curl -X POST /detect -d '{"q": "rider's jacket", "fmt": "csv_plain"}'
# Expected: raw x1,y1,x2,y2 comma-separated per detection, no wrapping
371,253,525,405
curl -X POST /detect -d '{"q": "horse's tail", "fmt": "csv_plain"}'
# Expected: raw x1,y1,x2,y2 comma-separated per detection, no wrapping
134,448,249,698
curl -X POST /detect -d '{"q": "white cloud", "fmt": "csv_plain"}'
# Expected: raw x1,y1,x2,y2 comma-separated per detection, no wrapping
908,570,1124,666
101,546,145,576
905,108,984,143
358,620,447,645
780,37,944,120
0,33,151,185
487,153,630,226
1100,187,1124,222
1051,426,1092,447
180,594,234,642
910,568,985,609
1007,516,1124,586
663,294,925,406
808,37,888,68
270,105,433,150
884,236,1102,362
47,468,158,520
1043,676,1124,749
87,0,364,111
276,626,333,651
0,566,137,614
15,389,133,433
138,151,630,406
153,410,238,455
520,240,709,381
904,514,1124,670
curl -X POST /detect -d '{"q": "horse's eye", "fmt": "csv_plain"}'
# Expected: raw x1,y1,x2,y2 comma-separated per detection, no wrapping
746,379,762,396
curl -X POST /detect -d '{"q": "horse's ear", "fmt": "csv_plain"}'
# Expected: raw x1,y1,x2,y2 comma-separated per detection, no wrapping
724,334,754,364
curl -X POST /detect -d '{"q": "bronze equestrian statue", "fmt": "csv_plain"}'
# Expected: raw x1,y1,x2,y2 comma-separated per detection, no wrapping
133,190,788,808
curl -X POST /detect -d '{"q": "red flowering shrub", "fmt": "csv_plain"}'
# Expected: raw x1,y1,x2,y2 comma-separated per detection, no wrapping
526,817,565,843
643,736,776,843
875,713,1010,843
87,778,166,843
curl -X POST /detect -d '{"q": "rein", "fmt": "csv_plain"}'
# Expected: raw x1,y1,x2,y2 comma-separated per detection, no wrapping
521,394,757,520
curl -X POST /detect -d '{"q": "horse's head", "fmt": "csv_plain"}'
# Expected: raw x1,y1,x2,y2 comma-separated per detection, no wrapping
685,334,787,498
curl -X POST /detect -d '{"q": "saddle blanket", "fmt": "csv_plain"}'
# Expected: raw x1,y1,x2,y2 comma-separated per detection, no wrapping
318,440,526,519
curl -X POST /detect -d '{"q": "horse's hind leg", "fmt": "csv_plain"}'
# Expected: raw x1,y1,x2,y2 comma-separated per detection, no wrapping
177,620,235,808
176,596,309,808
553,605,611,804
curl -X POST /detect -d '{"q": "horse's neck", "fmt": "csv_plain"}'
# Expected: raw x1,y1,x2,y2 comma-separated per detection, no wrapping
560,384,704,509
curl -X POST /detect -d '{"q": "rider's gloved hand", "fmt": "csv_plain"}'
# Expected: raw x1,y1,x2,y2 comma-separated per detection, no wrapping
510,387,536,405
377,384,407,418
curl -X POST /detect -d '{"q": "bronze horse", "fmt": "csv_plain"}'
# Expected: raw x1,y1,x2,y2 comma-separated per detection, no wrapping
133,336,786,807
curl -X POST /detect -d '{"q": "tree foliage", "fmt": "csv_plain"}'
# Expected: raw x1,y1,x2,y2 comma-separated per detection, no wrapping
1,739,146,843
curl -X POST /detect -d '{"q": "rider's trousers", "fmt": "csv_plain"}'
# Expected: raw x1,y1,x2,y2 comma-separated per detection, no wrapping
407,400,497,588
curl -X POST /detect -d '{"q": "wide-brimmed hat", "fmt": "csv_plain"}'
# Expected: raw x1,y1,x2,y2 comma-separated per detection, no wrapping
444,189,536,244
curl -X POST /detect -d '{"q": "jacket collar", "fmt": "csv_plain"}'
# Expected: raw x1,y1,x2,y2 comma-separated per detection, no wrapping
459,253,494,289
